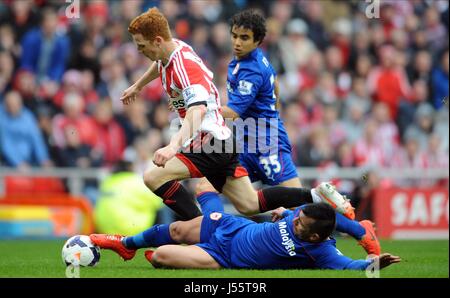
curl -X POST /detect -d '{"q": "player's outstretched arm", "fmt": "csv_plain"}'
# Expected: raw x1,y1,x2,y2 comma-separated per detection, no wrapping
121,61,159,105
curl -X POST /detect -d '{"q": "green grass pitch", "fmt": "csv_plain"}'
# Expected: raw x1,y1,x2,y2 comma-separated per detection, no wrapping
0,238,448,278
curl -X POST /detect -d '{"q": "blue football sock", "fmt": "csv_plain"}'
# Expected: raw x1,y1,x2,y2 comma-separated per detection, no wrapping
123,224,176,249
197,192,224,214
335,213,366,240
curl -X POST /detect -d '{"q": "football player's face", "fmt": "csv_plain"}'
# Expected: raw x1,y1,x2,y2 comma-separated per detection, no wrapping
294,211,319,242
133,33,160,61
230,25,259,60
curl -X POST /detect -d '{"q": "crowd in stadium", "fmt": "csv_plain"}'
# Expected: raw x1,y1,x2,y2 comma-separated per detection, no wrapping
0,0,448,203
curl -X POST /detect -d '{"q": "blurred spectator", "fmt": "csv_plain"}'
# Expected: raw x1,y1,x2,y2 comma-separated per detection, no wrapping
57,125,102,169
0,24,20,59
423,6,448,56
20,7,70,83
342,101,366,145
295,88,323,136
315,71,338,104
0,0,39,43
11,69,38,111
322,103,346,148
209,22,231,59
431,49,449,109
0,90,51,169
296,125,333,167
68,38,101,84
424,133,449,170
53,69,83,109
119,42,141,78
301,0,328,51
279,18,316,75
97,59,129,114
0,50,14,98
324,45,352,98
408,50,433,94
296,51,324,95
342,77,372,120
52,69,99,113
353,119,387,168
122,129,163,176
391,131,428,187
83,1,109,51
353,54,373,79
35,105,58,163
434,105,449,152
372,102,400,164
397,79,430,137
116,98,150,146
367,45,411,119
404,103,435,150
348,32,371,71
92,99,126,168
52,92,97,148
329,18,352,68
264,18,285,75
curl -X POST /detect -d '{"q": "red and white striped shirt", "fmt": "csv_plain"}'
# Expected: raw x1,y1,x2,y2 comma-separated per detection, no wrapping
157,39,231,144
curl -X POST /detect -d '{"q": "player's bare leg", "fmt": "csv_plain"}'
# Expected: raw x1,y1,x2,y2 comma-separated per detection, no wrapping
143,157,191,190
221,176,260,215
195,177,219,193
169,216,203,244
147,245,221,269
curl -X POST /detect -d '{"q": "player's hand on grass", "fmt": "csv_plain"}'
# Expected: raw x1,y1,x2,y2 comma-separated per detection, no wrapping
153,145,178,167
271,207,287,222
121,84,141,105
372,253,401,269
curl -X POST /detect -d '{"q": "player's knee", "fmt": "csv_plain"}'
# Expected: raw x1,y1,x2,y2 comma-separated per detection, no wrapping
143,169,164,190
169,221,185,243
235,203,257,216
151,248,171,267
195,179,217,196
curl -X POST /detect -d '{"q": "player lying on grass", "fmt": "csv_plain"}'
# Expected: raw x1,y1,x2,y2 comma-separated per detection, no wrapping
90,192,400,270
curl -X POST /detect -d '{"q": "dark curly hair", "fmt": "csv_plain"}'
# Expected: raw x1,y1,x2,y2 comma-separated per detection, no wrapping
301,203,336,242
229,10,267,45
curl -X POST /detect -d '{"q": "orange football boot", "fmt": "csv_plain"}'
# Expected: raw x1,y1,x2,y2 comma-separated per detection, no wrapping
89,234,136,261
358,220,381,256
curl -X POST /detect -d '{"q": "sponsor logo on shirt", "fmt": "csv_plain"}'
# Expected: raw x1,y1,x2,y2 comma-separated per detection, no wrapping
210,212,222,220
182,86,196,101
238,80,253,96
278,221,296,256
227,81,233,93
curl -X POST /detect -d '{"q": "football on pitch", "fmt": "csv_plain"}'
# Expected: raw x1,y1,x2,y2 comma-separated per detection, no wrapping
62,235,100,267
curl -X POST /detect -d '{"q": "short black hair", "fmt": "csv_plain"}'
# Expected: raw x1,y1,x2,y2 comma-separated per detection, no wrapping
301,203,336,241
229,10,267,45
